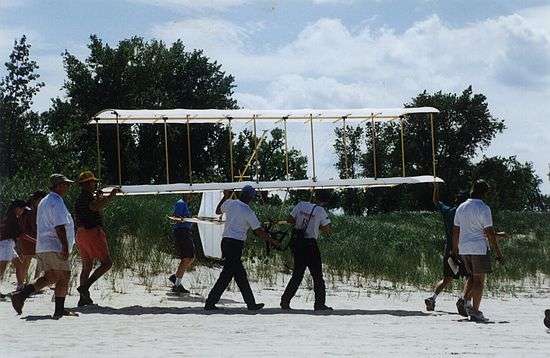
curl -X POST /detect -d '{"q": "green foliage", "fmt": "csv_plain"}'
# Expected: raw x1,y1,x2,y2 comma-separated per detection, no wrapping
333,86,542,212
0,35,48,178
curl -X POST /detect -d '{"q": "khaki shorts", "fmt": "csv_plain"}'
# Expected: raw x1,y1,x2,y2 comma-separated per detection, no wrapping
36,252,70,272
461,254,492,275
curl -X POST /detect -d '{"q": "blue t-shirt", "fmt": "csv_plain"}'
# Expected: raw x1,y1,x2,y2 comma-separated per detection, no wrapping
173,199,192,231
435,201,457,254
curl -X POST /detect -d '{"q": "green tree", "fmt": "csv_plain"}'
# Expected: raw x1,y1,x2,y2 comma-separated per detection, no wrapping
471,156,542,210
0,35,47,178
332,87,514,212
42,35,238,184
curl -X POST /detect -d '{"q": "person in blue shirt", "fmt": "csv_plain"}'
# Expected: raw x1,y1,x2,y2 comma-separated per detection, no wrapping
168,194,194,294
424,184,469,314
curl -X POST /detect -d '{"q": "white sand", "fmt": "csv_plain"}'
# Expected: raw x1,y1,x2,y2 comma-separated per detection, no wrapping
1,265,549,357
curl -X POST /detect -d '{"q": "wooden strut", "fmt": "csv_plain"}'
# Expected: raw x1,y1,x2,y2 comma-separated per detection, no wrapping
95,119,101,180
228,118,234,182
283,118,289,180
163,118,170,184
400,116,406,177
342,117,349,179
309,114,317,182
371,115,378,179
430,113,436,181
236,130,268,182
253,115,259,182
115,114,122,186
186,115,192,185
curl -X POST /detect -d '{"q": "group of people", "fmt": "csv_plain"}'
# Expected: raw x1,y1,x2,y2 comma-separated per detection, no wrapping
425,180,504,322
0,172,118,318
1,172,538,324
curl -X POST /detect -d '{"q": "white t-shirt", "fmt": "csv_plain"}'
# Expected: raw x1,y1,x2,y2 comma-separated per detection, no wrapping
36,192,75,254
220,199,261,241
291,201,331,240
454,199,493,255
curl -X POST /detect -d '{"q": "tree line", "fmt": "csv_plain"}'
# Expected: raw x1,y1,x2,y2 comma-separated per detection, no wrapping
0,35,546,213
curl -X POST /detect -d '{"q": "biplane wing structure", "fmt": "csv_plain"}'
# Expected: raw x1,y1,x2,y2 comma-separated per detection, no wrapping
90,107,443,259
101,176,443,195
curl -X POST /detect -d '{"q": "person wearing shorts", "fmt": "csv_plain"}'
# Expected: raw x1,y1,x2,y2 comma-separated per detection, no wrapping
168,194,195,294
17,191,47,287
424,184,469,314
0,200,28,297
452,180,504,322
11,174,78,319
74,171,119,306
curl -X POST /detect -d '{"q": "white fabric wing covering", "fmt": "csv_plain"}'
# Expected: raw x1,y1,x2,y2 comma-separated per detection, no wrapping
91,107,439,124
102,176,444,195
196,191,224,258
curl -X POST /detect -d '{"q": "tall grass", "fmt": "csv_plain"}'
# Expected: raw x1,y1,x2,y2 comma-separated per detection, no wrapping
3,177,550,292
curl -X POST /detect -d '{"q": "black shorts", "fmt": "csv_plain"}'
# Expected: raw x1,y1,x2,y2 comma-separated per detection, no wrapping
173,228,195,259
443,253,469,279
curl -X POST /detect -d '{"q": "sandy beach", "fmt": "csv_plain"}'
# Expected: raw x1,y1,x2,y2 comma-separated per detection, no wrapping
1,264,549,358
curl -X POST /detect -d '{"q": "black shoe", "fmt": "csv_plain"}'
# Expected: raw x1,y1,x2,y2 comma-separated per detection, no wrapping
247,303,265,311
53,309,79,320
544,309,550,329
77,286,93,305
78,296,94,307
204,303,221,311
168,274,177,285
171,285,190,294
456,298,468,317
10,292,26,315
314,304,333,311
424,297,435,312
280,302,291,310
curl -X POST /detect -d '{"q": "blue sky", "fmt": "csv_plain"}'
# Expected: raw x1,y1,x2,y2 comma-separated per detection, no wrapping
1,0,549,193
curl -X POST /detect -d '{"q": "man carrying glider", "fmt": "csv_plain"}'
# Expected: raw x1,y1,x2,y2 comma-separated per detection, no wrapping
205,185,279,310
75,171,119,306
280,190,333,311
424,184,469,314
452,179,504,322
11,174,78,319
168,194,195,294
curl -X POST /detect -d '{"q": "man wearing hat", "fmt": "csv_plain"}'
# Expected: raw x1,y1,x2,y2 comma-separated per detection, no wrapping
74,170,120,306
204,185,279,310
11,174,78,319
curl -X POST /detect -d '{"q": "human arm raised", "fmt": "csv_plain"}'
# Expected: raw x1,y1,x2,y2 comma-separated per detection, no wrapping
215,190,233,215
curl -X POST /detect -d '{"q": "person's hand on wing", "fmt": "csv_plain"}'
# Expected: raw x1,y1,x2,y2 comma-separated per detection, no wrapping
223,189,233,198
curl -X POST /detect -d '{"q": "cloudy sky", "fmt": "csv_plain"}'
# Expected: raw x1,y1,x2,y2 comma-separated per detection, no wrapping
1,0,549,193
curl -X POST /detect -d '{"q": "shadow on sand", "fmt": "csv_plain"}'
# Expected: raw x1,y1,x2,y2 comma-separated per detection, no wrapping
65,305,432,317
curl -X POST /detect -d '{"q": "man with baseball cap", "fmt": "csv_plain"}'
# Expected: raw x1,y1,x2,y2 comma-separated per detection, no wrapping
74,170,120,306
204,185,279,310
11,174,78,319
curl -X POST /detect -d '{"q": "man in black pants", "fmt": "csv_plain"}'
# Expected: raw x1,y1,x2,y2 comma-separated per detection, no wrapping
204,186,279,311
281,190,332,311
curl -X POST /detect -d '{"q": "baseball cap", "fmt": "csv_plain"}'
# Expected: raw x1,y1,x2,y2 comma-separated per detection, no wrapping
50,174,74,188
241,185,257,199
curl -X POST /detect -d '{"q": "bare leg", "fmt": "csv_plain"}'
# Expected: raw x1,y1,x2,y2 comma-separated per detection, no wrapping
14,257,26,287
54,271,70,297
0,261,7,281
79,260,94,287
19,256,32,283
471,273,485,311
434,276,453,295
463,276,473,300
176,258,194,278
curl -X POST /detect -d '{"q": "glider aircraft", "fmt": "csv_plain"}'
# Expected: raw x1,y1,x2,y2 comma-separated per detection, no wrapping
90,107,444,258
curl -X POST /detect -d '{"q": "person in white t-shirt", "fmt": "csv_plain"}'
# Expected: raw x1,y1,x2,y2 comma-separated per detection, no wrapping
452,180,504,322
280,190,333,311
204,185,279,311
11,174,78,319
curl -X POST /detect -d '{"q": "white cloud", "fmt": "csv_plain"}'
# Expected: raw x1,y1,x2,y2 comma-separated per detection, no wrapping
152,9,550,190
